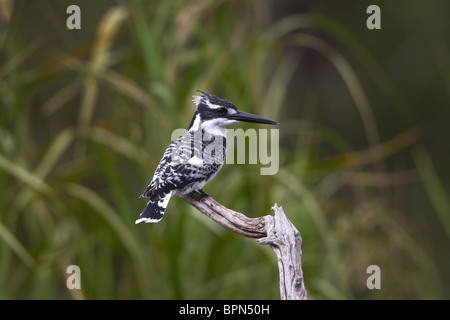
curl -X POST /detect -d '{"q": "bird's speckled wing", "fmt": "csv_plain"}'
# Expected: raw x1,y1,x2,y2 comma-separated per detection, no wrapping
140,131,225,197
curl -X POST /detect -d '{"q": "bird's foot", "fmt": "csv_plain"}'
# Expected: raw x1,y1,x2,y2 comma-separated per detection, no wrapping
199,189,209,198
192,189,209,201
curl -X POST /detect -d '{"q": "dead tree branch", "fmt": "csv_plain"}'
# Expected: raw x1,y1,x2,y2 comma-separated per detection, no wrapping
177,191,307,300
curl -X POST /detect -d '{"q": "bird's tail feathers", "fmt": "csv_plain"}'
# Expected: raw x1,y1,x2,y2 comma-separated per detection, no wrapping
135,191,174,224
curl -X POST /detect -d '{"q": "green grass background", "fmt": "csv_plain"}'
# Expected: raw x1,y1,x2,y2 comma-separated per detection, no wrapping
0,0,449,299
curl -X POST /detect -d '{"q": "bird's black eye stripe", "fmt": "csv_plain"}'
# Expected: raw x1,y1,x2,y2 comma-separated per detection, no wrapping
217,107,227,114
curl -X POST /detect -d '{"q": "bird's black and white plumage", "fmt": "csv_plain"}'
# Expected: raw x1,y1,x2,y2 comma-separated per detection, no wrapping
135,91,278,224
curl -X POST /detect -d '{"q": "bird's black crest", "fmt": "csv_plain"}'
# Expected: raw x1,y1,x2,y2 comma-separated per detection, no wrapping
195,90,237,111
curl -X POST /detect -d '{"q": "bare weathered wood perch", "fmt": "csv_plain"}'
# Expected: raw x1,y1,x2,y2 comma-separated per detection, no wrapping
177,191,307,300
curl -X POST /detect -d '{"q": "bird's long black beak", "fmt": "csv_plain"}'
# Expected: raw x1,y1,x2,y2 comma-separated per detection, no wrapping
228,110,279,125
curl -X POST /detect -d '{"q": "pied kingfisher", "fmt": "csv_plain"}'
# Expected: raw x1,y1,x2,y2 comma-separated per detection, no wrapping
135,90,278,224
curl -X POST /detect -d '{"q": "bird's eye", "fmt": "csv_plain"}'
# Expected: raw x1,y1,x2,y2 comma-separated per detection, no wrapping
217,108,227,115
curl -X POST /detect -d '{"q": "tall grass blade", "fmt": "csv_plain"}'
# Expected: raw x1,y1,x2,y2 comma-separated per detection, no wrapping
76,6,128,154
0,220,35,268
413,145,450,238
